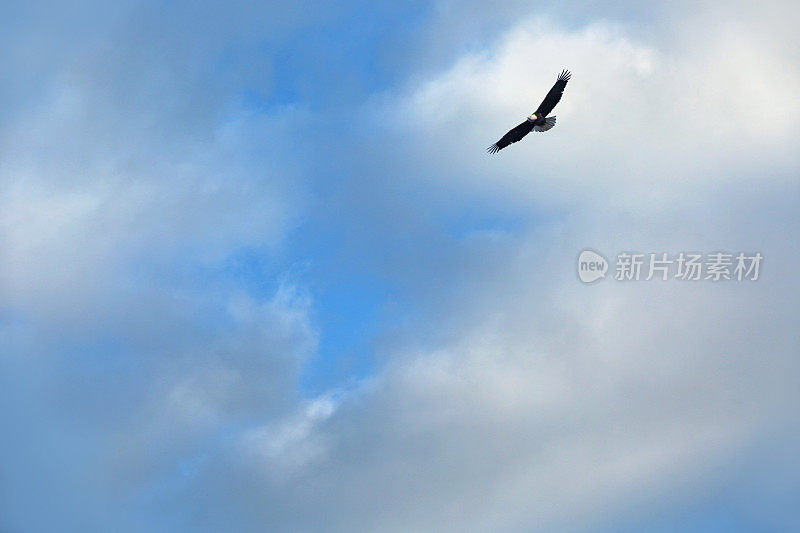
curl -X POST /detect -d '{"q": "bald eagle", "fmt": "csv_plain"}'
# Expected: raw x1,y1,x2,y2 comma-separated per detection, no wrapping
487,70,571,154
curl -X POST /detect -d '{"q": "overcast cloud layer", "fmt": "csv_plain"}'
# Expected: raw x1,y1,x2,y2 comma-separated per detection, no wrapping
1,1,798,531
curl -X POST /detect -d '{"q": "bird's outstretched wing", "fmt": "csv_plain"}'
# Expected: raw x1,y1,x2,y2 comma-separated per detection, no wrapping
487,121,533,153
534,70,571,117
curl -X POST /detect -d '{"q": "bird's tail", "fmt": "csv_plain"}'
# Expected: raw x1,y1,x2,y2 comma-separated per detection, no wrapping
533,116,556,132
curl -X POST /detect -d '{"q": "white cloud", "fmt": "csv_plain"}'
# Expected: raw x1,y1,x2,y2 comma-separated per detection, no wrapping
1,1,799,531
180,11,799,532
389,15,800,212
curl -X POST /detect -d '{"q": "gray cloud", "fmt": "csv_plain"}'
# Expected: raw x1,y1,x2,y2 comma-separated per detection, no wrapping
201,10,799,532
1,1,798,532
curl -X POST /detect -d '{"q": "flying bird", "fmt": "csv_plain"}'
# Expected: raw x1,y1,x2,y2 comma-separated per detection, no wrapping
487,70,571,154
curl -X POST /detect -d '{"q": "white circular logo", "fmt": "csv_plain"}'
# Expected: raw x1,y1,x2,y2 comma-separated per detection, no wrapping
577,250,608,283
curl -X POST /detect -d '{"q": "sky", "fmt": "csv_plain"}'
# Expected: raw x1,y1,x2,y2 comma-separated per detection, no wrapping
1,0,799,531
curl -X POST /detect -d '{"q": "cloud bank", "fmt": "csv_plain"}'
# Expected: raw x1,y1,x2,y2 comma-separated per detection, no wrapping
1,1,798,531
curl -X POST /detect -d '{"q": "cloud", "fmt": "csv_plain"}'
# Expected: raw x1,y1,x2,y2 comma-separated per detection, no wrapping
0,3,324,530
1,1,799,532
193,11,798,532
388,16,799,208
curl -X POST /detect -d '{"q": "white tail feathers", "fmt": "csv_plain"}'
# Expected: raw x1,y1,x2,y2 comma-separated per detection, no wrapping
533,116,556,132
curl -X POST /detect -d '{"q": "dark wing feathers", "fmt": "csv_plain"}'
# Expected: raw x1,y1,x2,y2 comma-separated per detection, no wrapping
534,69,570,117
487,70,570,153
487,121,534,153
